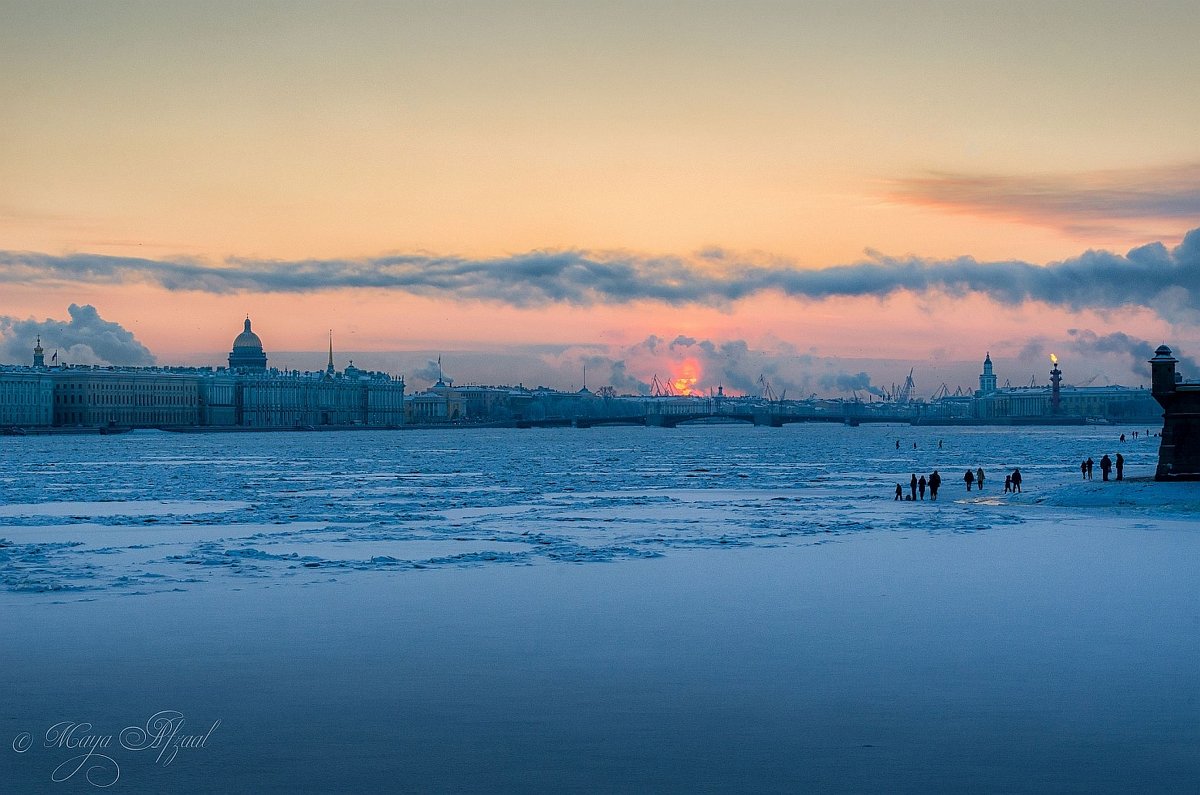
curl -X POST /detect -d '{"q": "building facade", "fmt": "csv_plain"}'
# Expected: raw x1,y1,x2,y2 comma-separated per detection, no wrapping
0,319,405,430
0,368,54,427
970,353,1159,422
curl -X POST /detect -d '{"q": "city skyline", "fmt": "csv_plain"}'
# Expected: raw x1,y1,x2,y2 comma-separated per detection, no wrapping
2,2,1199,394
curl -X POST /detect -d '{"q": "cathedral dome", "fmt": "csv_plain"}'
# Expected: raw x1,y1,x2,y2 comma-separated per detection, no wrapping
229,317,268,371
233,318,263,350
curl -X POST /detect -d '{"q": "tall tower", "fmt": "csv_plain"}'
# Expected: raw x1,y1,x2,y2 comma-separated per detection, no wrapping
326,330,335,376
32,335,45,368
1049,355,1062,414
979,352,997,394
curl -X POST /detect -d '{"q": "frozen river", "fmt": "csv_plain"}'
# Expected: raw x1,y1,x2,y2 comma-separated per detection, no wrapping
2,425,1197,791
0,424,1173,596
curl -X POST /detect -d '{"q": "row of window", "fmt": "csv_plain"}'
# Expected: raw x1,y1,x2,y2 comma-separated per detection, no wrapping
55,394,196,406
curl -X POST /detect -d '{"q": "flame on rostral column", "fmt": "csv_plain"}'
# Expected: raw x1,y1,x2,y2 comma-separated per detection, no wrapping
1050,354,1058,365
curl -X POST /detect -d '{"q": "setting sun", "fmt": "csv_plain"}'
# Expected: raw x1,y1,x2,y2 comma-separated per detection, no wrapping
671,359,701,395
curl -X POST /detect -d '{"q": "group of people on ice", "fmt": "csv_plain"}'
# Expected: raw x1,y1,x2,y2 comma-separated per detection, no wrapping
894,466,1023,500
1081,453,1123,481
896,470,943,501
963,466,1022,493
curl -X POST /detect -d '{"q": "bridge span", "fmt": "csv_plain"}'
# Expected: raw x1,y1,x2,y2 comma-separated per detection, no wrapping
519,409,915,429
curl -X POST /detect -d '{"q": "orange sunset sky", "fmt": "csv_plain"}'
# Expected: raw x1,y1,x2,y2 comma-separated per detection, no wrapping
2,1,1199,395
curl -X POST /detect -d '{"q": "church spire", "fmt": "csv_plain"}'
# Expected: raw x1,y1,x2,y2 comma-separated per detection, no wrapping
327,330,335,375
33,335,45,367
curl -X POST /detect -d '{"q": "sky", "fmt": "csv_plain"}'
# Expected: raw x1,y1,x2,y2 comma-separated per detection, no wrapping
2,0,1199,395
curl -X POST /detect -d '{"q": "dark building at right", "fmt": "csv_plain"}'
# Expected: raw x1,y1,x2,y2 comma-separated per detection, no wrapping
1149,345,1200,480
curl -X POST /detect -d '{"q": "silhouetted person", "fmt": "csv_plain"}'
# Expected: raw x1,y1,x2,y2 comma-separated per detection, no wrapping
1100,454,1112,481
1004,474,1012,493
929,470,941,500
1120,433,1125,442
1086,458,1094,479
1116,452,1124,481
1081,460,1087,479
913,442,917,449
964,469,974,491
896,439,900,449
938,439,943,449
895,483,903,501
918,475,927,500
910,473,918,500
976,467,984,490
1011,468,1022,492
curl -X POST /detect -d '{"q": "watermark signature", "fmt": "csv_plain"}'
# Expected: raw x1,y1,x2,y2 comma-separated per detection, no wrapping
10,710,220,788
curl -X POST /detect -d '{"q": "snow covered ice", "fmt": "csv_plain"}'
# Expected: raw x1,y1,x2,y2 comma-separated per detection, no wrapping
1,424,1180,596
2,425,1197,792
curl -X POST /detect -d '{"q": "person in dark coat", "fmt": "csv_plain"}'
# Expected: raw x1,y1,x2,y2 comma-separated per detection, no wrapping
1004,474,1012,493
1011,468,1022,492
1080,460,1087,479
964,469,974,491
918,475,927,500
1116,452,1124,481
1100,454,1112,481
1086,458,1094,479
929,470,941,500
910,473,918,500
895,483,903,500
976,467,984,490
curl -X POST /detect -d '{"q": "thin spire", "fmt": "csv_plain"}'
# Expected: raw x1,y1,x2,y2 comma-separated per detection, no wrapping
327,330,334,373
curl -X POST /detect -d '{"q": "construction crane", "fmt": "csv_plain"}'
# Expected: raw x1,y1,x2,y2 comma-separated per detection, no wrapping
758,374,778,403
897,368,916,404
650,374,675,397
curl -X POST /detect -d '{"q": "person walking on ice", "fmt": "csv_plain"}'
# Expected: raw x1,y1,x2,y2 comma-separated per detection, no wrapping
1011,468,1022,492
976,467,984,491
1100,454,1112,481
964,469,975,491
1116,452,1124,481
929,470,941,500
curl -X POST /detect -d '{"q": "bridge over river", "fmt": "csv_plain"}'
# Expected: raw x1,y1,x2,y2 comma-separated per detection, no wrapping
517,407,915,429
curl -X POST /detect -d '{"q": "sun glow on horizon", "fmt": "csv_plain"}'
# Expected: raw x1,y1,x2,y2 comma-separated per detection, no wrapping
671,359,701,395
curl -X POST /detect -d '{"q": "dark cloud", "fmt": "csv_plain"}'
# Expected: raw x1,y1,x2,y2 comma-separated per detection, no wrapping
4,226,1200,321
606,360,651,395
818,371,885,397
1067,329,1200,380
890,162,1200,237
669,335,696,350
0,304,155,366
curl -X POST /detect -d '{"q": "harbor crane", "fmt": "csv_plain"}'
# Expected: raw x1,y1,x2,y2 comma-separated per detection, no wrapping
651,374,675,397
758,374,779,403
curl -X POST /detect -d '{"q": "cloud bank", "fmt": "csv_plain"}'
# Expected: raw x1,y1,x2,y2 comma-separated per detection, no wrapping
0,303,155,366
3,227,1200,320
